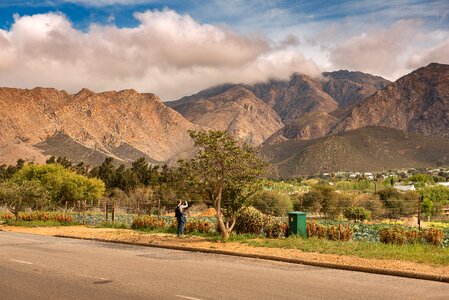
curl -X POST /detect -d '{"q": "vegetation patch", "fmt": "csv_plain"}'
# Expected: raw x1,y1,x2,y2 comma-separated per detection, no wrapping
243,237,449,266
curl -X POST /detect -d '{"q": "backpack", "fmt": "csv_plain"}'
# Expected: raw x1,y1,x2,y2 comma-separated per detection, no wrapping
175,205,182,218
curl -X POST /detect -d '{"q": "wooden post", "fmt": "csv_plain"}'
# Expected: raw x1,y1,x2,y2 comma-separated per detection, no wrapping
418,195,422,230
77,201,81,223
83,200,86,225
105,201,108,222
112,202,115,225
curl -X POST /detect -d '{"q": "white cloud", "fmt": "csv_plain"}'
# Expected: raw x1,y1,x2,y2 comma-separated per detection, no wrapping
326,19,448,79
0,10,320,100
407,37,449,68
63,0,153,6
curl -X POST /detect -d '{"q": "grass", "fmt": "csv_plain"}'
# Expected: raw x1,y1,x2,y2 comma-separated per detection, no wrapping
243,237,449,266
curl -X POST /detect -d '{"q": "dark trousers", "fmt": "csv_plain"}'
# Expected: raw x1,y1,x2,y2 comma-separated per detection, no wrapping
177,216,185,236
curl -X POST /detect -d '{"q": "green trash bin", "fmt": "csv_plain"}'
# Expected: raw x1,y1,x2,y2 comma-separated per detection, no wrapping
288,211,307,237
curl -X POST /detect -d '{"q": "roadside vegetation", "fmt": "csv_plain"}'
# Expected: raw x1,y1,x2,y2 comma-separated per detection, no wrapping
1,130,449,265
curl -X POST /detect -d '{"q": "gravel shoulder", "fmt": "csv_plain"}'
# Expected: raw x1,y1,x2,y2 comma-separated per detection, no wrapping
2,225,449,278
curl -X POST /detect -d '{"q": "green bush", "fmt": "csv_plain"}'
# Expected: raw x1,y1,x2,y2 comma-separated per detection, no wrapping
248,190,293,216
235,206,265,235
343,206,371,222
263,216,288,238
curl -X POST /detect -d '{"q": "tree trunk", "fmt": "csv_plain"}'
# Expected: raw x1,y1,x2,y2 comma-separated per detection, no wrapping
214,187,229,240
64,201,68,218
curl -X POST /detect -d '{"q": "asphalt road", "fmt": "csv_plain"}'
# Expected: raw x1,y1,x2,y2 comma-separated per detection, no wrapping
1,231,448,300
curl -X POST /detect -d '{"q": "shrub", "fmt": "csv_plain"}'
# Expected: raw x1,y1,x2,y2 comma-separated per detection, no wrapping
15,211,73,223
131,215,165,229
378,227,407,244
263,216,288,238
184,219,212,234
306,221,352,241
248,190,293,217
422,228,445,246
343,206,371,222
2,213,13,220
235,206,265,235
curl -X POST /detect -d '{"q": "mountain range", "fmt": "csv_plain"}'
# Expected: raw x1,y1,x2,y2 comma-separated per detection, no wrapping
0,63,448,177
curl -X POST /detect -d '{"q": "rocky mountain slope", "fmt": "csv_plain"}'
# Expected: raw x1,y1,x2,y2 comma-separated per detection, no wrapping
249,73,339,123
166,86,283,146
322,70,390,108
261,126,449,178
168,70,389,142
270,63,449,142
333,63,449,137
0,88,201,165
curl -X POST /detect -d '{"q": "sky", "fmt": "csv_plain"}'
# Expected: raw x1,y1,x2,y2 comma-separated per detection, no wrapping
0,0,448,100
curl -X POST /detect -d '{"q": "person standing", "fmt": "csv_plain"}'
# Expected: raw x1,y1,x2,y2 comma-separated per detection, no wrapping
175,200,188,237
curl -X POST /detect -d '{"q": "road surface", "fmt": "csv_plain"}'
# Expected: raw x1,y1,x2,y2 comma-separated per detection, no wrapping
0,231,448,299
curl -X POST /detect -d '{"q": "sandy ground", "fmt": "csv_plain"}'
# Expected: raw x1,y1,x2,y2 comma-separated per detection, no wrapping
2,225,448,278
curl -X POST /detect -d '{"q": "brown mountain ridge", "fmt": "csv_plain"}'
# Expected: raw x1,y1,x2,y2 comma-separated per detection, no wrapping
0,88,201,165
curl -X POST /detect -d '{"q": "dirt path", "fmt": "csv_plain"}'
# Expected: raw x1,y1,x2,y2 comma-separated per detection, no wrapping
2,225,449,278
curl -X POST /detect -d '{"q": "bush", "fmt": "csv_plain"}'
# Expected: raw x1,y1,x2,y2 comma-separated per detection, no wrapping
235,206,265,235
378,227,421,245
378,227,407,244
422,228,445,246
131,215,165,229
306,221,352,241
263,216,288,238
343,206,371,222
15,211,73,223
184,219,212,234
248,190,293,217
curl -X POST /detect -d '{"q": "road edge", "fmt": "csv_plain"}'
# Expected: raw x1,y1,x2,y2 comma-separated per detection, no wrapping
53,234,449,284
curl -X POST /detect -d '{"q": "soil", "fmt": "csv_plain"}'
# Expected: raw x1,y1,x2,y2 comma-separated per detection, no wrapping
2,225,448,278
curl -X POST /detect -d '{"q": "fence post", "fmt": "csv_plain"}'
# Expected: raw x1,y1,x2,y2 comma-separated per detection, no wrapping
112,202,115,225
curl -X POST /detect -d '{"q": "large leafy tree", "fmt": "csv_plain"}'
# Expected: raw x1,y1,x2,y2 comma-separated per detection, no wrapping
13,164,105,220
177,130,267,240
0,179,49,220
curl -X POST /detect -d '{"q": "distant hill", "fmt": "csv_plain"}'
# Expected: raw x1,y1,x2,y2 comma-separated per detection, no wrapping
1,64,447,177
322,70,390,108
261,126,449,178
270,63,449,142
166,86,283,146
0,87,201,165
168,70,388,142
249,73,339,123
333,63,449,137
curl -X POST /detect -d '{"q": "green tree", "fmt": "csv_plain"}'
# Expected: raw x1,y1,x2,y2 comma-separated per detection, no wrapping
419,185,449,217
0,180,49,220
131,157,149,186
14,164,105,219
89,157,116,189
177,130,267,240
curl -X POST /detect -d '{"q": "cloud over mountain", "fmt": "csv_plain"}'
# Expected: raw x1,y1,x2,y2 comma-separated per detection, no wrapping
0,9,320,100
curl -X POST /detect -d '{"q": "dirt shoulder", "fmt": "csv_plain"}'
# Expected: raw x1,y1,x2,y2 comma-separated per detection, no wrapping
2,225,449,280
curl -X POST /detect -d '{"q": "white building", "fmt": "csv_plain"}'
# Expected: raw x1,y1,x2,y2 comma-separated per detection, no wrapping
394,184,416,191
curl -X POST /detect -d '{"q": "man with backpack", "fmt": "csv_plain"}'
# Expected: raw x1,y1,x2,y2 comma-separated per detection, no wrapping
175,200,188,237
